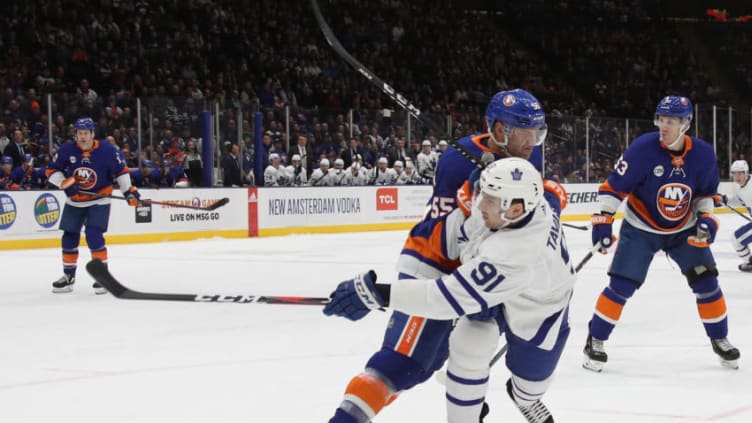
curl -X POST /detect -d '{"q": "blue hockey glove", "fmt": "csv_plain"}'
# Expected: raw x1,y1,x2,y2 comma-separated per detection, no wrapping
323,270,383,321
124,187,142,206
591,212,615,254
688,213,719,248
61,176,80,198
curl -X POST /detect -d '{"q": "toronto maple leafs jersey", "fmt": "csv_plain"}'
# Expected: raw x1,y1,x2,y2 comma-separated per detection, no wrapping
46,140,131,207
396,133,543,279
728,175,752,214
389,201,575,350
598,133,718,234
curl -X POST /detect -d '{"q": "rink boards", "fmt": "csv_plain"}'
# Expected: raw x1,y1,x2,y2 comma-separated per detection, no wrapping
0,182,739,249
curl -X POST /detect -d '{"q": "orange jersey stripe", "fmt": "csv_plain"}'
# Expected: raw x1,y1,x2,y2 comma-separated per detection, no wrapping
627,194,693,232
698,297,727,321
403,220,461,272
598,180,627,200
595,294,624,322
345,373,394,415
470,133,494,153
396,316,425,356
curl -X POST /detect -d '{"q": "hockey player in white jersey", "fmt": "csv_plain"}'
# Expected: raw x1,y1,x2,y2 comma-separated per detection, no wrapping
341,162,368,186
724,160,752,271
263,153,290,187
369,157,398,185
324,157,574,423
332,158,347,186
396,160,424,185
285,154,307,186
417,139,439,179
308,158,336,186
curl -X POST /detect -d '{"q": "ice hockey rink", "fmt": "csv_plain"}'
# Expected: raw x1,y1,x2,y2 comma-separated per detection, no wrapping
2,214,751,423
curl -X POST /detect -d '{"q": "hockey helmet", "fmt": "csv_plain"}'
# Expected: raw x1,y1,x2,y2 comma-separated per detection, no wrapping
731,160,749,174
485,89,546,147
476,157,542,226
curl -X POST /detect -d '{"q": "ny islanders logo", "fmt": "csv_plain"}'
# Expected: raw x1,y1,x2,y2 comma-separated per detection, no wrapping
73,167,98,190
656,183,692,220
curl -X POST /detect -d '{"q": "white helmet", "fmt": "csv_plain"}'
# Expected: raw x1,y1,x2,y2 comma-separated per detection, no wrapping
334,158,344,168
731,160,749,174
421,139,431,147
269,153,280,161
291,154,301,162
320,158,330,167
477,157,542,225
394,160,403,168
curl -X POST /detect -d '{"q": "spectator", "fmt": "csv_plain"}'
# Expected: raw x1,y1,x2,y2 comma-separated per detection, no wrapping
222,143,243,187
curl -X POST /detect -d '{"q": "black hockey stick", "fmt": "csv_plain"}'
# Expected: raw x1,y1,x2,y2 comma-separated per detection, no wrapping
80,191,230,211
310,0,484,170
721,201,752,222
86,260,329,305
563,222,589,231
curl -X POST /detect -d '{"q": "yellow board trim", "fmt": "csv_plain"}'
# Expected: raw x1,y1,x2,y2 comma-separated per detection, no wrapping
0,207,743,250
0,230,248,251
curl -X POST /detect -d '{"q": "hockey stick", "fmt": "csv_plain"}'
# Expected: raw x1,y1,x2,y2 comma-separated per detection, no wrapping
310,0,484,170
721,201,752,222
86,260,330,305
80,191,230,211
563,222,588,231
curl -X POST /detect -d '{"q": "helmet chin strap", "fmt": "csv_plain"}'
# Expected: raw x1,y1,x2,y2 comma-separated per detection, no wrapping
488,127,510,153
664,124,689,151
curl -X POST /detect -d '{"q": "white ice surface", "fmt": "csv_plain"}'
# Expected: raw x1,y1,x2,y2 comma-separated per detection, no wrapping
1,214,751,422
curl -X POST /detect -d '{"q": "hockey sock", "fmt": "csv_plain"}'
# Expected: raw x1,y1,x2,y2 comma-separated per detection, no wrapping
61,232,80,276
691,276,728,339
589,276,637,340
85,228,107,263
330,372,397,423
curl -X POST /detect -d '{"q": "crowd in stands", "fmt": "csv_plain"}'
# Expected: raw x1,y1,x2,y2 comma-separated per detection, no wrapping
1,0,751,190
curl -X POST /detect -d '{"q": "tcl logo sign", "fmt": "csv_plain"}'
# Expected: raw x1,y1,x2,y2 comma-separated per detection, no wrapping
376,188,398,211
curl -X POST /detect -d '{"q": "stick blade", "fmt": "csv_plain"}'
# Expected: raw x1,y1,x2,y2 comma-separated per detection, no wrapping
206,197,230,211
86,259,127,297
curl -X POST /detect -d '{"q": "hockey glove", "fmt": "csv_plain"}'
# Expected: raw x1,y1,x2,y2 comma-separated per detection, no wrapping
456,168,482,217
688,213,719,248
61,176,80,198
712,193,728,207
124,187,142,206
323,270,383,321
543,178,568,215
591,212,616,254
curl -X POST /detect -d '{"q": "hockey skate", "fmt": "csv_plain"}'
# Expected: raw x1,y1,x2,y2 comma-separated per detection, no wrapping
52,274,75,293
583,334,608,372
738,258,752,272
92,282,107,295
711,338,740,369
506,379,554,423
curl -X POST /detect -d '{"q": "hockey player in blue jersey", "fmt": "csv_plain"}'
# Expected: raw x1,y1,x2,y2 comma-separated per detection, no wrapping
46,117,142,294
584,96,741,371
325,157,572,423
323,89,566,423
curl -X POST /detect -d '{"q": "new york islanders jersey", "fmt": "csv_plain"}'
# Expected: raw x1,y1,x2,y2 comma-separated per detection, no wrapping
598,133,718,234
47,140,130,207
396,133,543,278
389,201,575,350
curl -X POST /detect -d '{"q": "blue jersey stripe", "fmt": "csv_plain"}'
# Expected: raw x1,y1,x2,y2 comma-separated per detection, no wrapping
452,270,489,312
435,278,464,315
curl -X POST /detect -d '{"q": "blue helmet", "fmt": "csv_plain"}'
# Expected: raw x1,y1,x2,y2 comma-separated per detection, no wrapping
142,160,153,168
74,117,96,132
23,153,33,162
485,89,546,131
655,96,693,120
485,89,546,146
